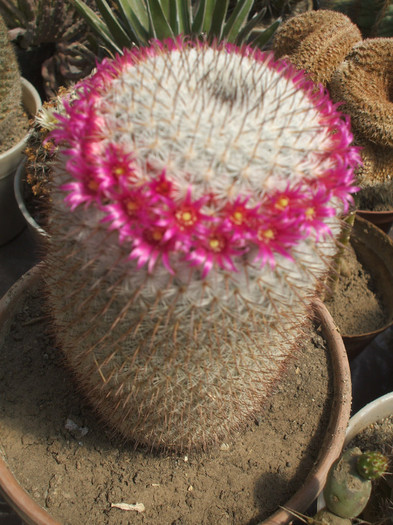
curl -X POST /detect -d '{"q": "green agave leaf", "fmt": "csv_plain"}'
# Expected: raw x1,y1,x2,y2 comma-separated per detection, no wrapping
70,0,122,54
193,0,217,35
95,0,134,49
146,0,174,39
114,0,150,43
170,0,191,35
222,0,254,42
249,19,280,48
235,7,267,44
208,0,229,40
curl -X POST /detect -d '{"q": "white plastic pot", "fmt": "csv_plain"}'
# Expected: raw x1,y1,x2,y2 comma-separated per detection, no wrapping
317,391,393,510
0,78,41,245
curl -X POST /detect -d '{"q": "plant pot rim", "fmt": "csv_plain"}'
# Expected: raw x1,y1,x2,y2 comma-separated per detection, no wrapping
0,265,352,525
14,159,49,240
0,78,41,175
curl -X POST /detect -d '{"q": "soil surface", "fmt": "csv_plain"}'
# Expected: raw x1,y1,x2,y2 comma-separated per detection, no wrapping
324,244,388,336
0,283,335,525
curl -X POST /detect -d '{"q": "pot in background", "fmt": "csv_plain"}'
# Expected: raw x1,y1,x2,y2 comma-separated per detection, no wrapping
0,79,41,246
342,216,393,359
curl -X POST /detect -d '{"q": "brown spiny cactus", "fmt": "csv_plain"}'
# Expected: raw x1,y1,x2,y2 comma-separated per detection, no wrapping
273,10,362,86
329,38,393,210
0,12,27,153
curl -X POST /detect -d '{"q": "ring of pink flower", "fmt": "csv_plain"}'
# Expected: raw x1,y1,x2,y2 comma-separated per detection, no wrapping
51,38,361,276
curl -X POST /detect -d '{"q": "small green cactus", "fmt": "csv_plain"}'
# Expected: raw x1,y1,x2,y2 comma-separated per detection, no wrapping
323,447,389,519
0,12,27,153
357,450,390,480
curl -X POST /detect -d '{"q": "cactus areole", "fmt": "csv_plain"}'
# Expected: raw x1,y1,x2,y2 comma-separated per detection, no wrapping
46,38,361,450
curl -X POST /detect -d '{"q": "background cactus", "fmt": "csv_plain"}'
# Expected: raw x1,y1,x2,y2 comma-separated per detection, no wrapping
272,10,362,86
0,0,97,98
273,9,393,211
44,38,360,451
0,11,28,154
328,37,393,211
323,448,389,519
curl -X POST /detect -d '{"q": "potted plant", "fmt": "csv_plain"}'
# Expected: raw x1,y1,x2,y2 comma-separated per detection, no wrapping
316,392,393,523
0,12,41,246
1,1,360,523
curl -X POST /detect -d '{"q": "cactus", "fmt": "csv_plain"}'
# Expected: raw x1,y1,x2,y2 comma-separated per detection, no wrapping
357,450,390,480
328,37,393,211
0,12,27,154
44,39,360,451
0,0,96,98
272,10,362,86
323,447,389,519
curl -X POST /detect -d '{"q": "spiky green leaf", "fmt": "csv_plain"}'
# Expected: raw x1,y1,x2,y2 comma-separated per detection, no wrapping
94,0,134,49
249,19,280,48
208,0,229,40
222,0,254,42
114,0,150,43
70,0,122,53
146,0,174,39
235,7,267,44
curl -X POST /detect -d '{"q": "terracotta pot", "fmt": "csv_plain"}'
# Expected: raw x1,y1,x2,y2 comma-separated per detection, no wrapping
342,216,393,359
356,209,393,234
0,266,352,525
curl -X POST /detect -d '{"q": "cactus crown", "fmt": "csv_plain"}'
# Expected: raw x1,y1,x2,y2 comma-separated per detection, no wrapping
357,450,389,480
0,12,26,152
50,38,360,279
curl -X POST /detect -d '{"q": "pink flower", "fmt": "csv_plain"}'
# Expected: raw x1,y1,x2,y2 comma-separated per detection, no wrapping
185,224,243,277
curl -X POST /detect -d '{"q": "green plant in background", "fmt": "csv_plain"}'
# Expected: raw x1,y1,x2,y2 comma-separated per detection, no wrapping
70,0,281,55
0,0,97,97
0,11,27,153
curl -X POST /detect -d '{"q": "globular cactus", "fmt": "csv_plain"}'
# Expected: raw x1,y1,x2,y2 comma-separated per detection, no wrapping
44,38,360,450
323,448,389,519
328,37,393,211
272,10,362,86
0,13,26,153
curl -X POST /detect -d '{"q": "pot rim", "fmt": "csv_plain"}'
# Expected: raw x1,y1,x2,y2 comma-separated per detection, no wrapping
14,159,49,239
0,266,352,525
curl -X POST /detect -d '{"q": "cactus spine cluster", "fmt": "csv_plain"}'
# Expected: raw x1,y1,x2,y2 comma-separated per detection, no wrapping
44,38,360,450
0,13,26,154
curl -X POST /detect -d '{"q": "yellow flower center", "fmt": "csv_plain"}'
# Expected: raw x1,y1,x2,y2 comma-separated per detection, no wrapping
258,228,275,242
176,208,196,227
231,209,245,225
306,207,315,219
275,196,289,210
209,236,225,252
